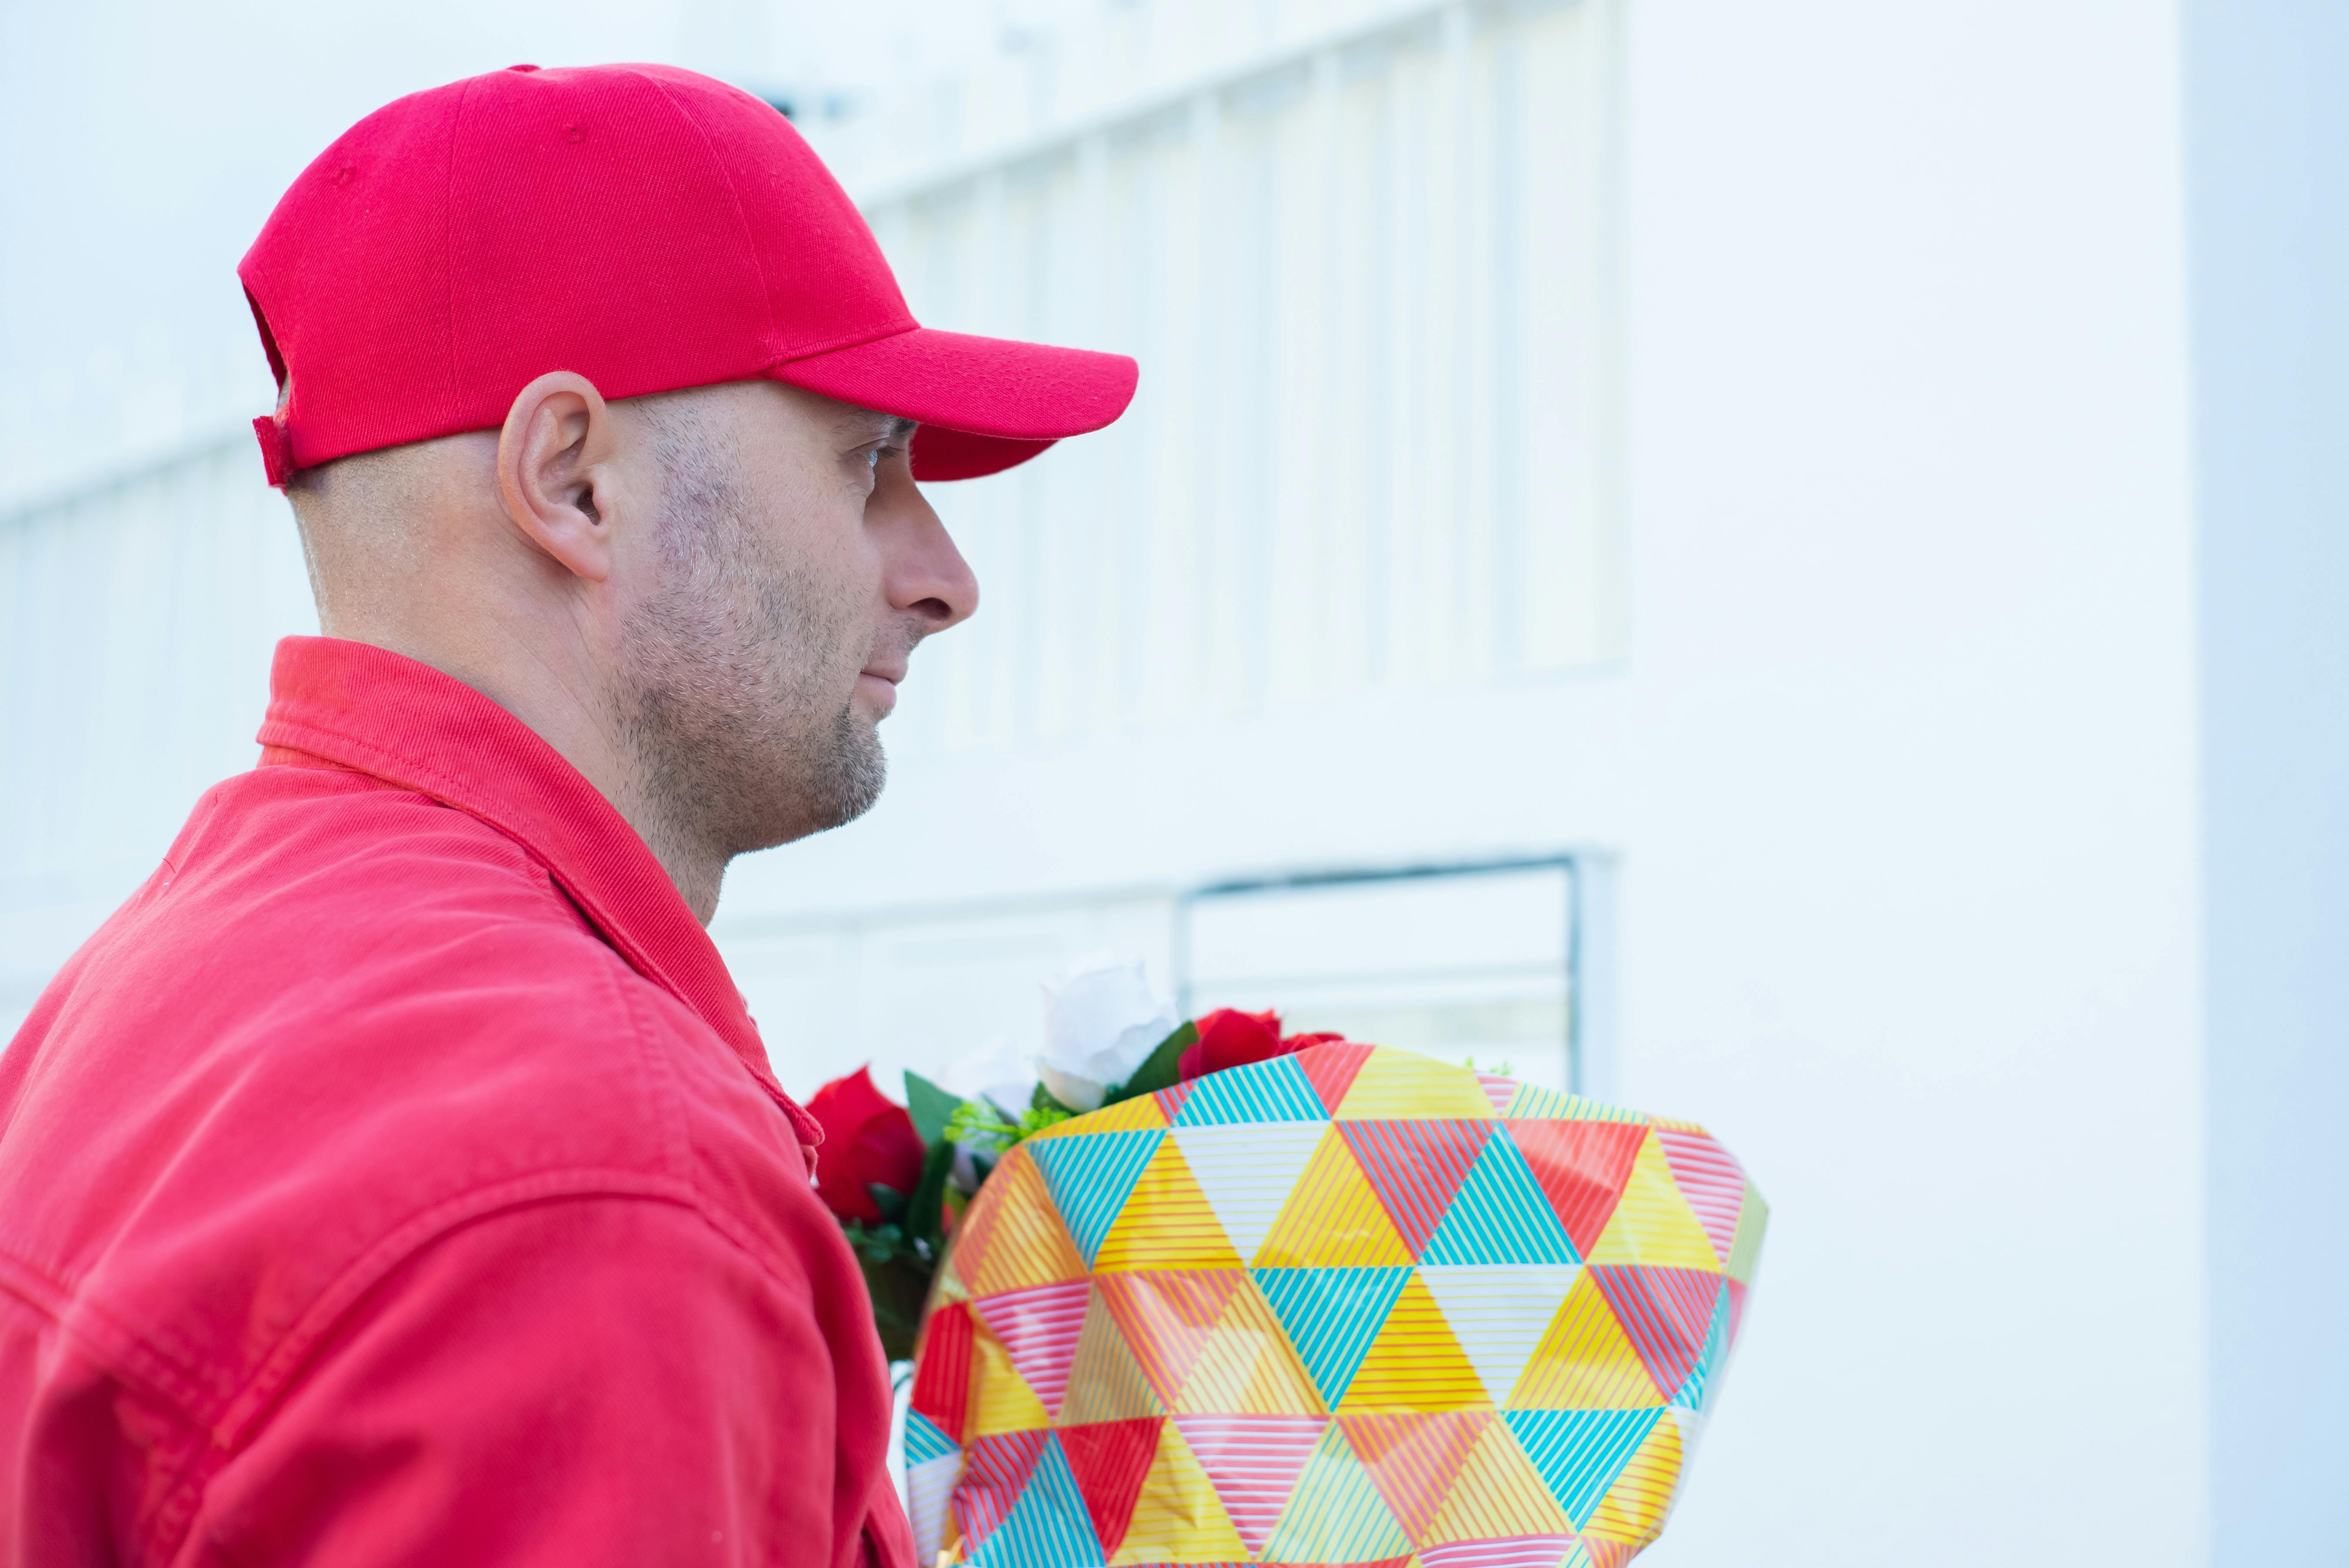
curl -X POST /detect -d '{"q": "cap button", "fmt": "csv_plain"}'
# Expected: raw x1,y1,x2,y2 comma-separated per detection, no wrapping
507,63,541,72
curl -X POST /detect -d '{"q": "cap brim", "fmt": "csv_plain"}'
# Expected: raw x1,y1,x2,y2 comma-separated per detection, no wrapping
768,327,1138,482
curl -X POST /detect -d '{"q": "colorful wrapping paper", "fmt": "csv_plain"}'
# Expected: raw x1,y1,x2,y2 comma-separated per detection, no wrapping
901,1042,1766,1568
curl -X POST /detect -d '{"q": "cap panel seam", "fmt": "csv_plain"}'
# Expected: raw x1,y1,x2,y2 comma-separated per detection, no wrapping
761,318,926,370
631,67,780,359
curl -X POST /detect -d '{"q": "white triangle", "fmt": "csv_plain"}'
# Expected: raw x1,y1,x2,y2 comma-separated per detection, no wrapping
905,1453,961,1566
1170,1122,1329,1262
1416,1263,1582,1403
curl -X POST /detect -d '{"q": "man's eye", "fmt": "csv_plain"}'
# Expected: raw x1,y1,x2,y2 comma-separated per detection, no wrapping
865,447,882,470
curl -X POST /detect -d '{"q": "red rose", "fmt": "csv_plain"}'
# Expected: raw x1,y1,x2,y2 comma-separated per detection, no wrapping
1284,1031,1347,1052
805,1065,926,1224
1178,1008,1286,1081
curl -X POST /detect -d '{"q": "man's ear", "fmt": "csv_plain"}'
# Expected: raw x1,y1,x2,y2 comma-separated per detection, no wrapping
497,370,620,583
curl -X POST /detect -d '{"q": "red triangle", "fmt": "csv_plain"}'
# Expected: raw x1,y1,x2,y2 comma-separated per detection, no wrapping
910,1300,972,1441
1174,1415,1327,1555
1581,1537,1640,1568
1060,1416,1164,1553
1588,1264,1723,1398
1293,1038,1377,1113
1338,1120,1493,1256
1151,1081,1194,1123
1507,1119,1648,1255
1337,1409,1492,1542
1095,1270,1245,1406
974,1279,1093,1415
1654,1128,1746,1263
1725,1276,1750,1348
952,1429,1048,1551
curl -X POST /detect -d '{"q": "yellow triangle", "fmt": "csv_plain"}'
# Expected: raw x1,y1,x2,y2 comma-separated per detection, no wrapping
1338,1271,1490,1412
1094,1138,1243,1273
1255,1125,1413,1268
1333,1048,1497,1120
1110,1421,1248,1564
1420,1416,1575,1546
1502,1084,1647,1124
1507,1272,1663,1410
1725,1180,1768,1284
1174,1276,1329,1415
1585,1408,1685,1548
1585,1131,1722,1269
1033,1092,1168,1139
965,1151,1091,1297
966,1321,1052,1437
1060,1289,1167,1425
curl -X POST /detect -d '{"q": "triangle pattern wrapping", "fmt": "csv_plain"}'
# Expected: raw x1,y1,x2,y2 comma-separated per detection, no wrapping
970,1321,1054,1436
1557,1545,1598,1568
1060,1416,1164,1557
908,1451,961,1568
1418,1265,1583,1405
1094,1138,1243,1273
1173,1054,1329,1125
1500,1409,1663,1530
1418,1538,1578,1568
1173,1414,1327,1555
969,1151,1093,1297
1150,1082,1194,1124
1671,1285,1734,1412
1095,1271,1246,1410
1259,1422,1415,1565
1339,1409,1492,1544
1586,1266,1724,1404
1335,1051,1498,1121
1578,1538,1638,1568
911,1300,973,1441
1409,1530,1578,1568
1507,1273,1664,1411
1111,1418,1248,1565
1032,1094,1168,1138
1292,1038,1378,1114
1505,1120,1648,1257
1173,1122,1331,1263
1031,1130,1167,1266
1582,1135,1718,1271
1724,1277,1751,1354
1061,1290,1168,1425
1253,1266,1414,1409
1175,1277,1328,1416
976,1280,1095,1418
1583,1409,1684,1551
1474,1074,1520,1116
1341,1121,1493,1258
1499,1085,1643,1124
1421,1127,1581,1266
906,1408,960,1467
1256,1126,1414,1268
957,1429,1050,1553
1418,1417,1575,1546
1339,1270,1491,1412
1652,1128,1746,1266
974,1432,1107,1568
1725,1182,1768,1286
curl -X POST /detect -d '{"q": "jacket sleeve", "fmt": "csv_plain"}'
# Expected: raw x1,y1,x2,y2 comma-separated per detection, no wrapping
180,1194,858,1568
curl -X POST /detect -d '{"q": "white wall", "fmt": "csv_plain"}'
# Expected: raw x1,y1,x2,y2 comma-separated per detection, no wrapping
2182,3,2349,1560
2,2,2229,1564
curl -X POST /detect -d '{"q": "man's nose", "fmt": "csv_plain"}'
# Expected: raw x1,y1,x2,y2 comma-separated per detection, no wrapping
882,478,978,634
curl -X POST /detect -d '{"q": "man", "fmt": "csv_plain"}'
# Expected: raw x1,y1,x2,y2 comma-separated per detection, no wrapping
0,63,1134,1566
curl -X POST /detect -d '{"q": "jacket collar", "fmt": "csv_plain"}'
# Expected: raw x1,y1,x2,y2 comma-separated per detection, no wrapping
255,635,822,1152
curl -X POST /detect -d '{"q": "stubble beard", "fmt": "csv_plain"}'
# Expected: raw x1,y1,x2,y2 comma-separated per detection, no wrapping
617,432,888,868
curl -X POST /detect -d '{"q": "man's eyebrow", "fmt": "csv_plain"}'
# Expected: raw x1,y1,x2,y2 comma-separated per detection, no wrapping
846,407,919,444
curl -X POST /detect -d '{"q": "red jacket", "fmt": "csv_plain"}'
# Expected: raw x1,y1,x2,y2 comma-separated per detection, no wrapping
0,637,911,1568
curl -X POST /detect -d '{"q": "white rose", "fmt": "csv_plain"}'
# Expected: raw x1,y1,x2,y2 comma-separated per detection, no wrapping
1035,952,1179,1112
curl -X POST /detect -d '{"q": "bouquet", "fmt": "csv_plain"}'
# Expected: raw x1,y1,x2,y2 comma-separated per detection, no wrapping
806,959,1766,1568
804,956,1329,1361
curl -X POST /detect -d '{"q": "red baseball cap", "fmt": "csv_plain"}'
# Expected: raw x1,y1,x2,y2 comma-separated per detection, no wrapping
239,62,1137,487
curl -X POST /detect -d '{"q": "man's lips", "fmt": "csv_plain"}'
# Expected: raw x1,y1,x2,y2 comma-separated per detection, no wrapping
857,667,902,713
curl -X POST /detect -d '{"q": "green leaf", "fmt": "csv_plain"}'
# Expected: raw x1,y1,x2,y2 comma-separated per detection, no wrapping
904,1138,954,1250
1105,1020,1195,1104
868,1182,909,1225
904,1071,966,1148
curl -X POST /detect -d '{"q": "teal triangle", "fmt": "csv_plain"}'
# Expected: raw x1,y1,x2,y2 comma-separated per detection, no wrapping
1502,1408,1663,1529
904,1408,957,1467
971,1433,1105,1568
1028,1130,1163,1265
1673,1280,1734,1411
1251,1266,1411,1407
1421,1123,1580,1265
1173,1054,1328,1125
